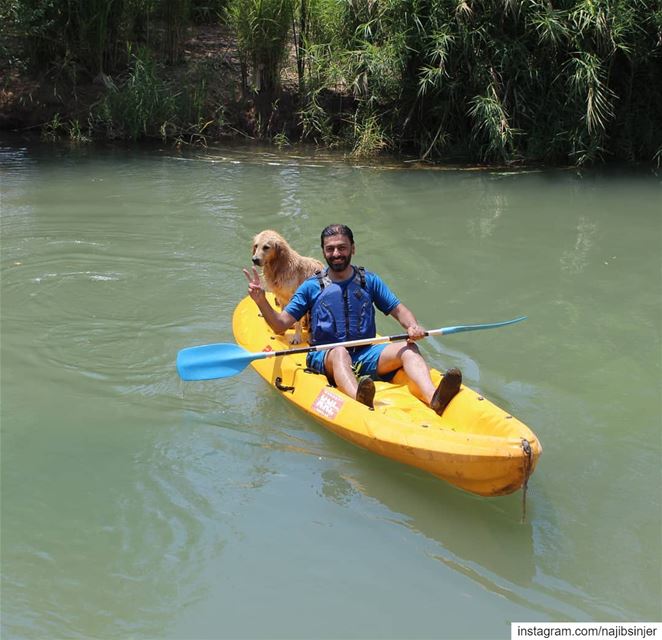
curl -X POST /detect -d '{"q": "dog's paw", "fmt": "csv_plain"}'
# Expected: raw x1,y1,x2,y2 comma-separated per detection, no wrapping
289,334,303,345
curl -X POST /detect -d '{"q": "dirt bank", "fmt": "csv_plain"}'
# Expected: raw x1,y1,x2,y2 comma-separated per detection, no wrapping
0,24,300,142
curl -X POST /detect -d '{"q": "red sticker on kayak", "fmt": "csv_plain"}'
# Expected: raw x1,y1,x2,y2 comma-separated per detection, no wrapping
312,389,345,419
262,345,273,352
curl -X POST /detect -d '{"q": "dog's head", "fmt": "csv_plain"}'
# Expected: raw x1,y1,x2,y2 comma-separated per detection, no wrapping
251,230,286,267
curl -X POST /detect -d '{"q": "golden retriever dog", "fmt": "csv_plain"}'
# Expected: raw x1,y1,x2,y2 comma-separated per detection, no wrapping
251,229,324,344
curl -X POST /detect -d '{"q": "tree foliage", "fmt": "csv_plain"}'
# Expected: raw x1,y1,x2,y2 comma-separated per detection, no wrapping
1,0,225,73
299,0,662,164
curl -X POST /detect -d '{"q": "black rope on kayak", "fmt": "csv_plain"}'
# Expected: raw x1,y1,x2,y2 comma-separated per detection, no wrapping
274,376,295,393
520,438,533,524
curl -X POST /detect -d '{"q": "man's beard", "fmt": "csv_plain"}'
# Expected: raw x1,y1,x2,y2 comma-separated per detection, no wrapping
326,255,351,272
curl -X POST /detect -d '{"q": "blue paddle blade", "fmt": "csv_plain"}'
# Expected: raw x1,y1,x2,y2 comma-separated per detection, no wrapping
441,316,527,335
176,343,267,381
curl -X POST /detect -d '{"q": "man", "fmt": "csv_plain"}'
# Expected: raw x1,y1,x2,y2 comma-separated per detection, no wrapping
243,224,461,413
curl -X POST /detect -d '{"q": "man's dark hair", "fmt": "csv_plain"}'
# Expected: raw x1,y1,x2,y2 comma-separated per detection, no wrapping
320,224,354,247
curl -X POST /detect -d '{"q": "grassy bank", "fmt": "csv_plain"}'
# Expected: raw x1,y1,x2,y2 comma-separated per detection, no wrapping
1,0,661,166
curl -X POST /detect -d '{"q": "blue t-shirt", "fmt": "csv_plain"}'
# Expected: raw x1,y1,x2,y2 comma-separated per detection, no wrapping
284,269,400,321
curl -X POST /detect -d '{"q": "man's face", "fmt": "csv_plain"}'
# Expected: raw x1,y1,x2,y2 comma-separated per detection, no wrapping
322,234,354,272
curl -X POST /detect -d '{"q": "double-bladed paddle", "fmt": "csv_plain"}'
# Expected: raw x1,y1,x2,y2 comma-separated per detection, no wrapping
176,316,527,381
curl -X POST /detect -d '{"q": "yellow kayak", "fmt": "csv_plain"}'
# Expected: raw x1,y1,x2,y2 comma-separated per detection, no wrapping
232,294,542,497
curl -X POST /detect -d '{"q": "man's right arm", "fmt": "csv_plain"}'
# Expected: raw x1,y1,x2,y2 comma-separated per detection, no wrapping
242,267,296,334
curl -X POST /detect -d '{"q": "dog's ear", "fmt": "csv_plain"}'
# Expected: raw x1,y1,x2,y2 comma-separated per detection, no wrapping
272,238,282,258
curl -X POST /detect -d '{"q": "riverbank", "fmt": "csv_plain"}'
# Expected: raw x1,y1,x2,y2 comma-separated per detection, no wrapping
2,4,661,167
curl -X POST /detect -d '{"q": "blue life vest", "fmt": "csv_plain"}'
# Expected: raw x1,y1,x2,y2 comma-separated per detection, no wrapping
310,266,376,345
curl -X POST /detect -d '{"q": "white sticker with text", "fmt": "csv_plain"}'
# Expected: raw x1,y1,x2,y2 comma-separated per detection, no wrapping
312,389,345,419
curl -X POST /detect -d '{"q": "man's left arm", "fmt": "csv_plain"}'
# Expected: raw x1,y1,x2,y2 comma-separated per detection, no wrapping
370,273,426,341
389,303,427,341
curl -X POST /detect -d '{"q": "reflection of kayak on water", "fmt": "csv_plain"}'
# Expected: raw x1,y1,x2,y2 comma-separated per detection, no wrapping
231,294,542,497
321,464,538,593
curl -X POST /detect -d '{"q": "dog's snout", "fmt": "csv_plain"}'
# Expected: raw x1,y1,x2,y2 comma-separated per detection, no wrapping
252,257,261,266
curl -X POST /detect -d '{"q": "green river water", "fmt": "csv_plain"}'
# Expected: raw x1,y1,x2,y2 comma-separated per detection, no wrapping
1,138,661,639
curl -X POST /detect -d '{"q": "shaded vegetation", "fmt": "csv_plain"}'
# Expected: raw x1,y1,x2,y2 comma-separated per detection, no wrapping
1,0,661,165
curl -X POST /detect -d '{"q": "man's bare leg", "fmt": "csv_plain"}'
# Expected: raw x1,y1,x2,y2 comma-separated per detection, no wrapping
324,347,375,408
377,343,461,415
376,342,436,403
325,347,359,398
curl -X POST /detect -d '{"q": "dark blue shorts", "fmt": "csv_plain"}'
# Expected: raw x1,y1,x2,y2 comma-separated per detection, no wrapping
306,343,397,382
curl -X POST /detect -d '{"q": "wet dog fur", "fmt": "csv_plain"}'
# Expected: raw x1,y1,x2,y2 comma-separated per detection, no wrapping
251,229,324,344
